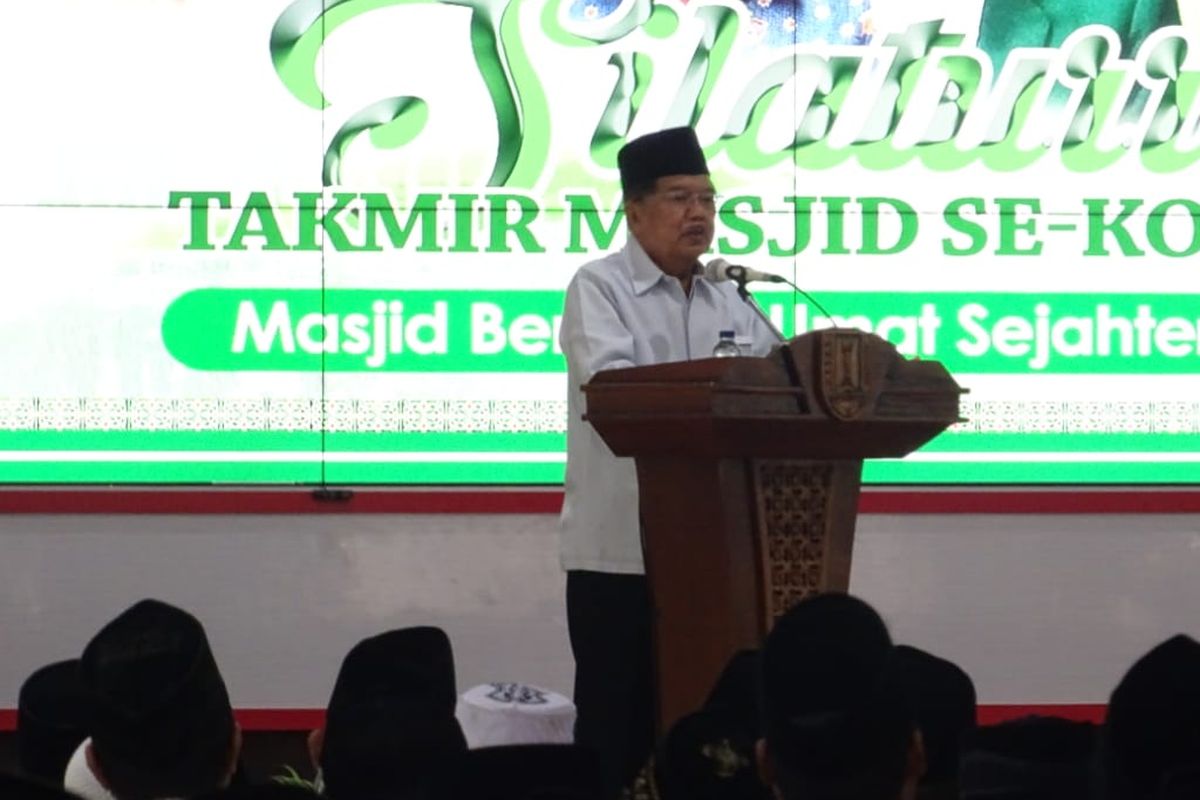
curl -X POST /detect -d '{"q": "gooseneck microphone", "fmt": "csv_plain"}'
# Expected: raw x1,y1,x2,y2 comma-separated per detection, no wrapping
704,257,836,323
703,258,788,285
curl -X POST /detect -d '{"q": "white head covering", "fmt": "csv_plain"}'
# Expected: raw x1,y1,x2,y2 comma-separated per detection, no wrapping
455,683,576,748
63,739,117,800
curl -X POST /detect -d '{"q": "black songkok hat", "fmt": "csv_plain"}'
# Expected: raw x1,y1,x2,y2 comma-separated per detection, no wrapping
617,127,709,196
893,644,977,784
17,659,91,784
704,648,761,732
959,715,1096,800
325,626,458,720
1104,634,1200,794
320,627,466,800
321,697,467,800
446,744,604,800
761,593,912,779
79,599,234,785
638,709,769,800
628,649,768,800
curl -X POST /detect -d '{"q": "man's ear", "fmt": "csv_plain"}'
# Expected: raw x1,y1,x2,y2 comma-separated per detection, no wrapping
755,738,775,788
624,198,642,227
307,727,324,770
85,741,111,790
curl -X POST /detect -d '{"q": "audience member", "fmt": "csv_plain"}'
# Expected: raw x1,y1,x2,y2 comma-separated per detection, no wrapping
626,649,768,800
25,592,1200,800
445,743,604,800
65,598,240,800
892,645,977,800
311,626,467,800
1155,764,1200,800
0,772,85,800
456,682,575,748
1100,634,1200,800
193,783,322,800
959,715,1095,800
757,593,924,800
62,740,115,800
17,659,91,785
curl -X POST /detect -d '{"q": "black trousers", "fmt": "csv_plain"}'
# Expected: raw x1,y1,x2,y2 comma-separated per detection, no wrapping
566,570,656,797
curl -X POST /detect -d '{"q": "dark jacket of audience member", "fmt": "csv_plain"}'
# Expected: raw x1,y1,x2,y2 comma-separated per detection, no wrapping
0,771,86,800
446,744,604,800
959,715,1095,800
627,650,770,800
758,593,924,800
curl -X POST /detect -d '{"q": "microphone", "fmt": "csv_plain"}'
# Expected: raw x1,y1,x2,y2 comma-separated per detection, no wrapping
703,258,788,285
706,256,838,324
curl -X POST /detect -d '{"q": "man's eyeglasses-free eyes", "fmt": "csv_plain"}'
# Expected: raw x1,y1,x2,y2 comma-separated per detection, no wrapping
649,190,720,209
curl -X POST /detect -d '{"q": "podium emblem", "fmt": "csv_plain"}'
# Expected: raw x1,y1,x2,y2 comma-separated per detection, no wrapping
817,330,867,421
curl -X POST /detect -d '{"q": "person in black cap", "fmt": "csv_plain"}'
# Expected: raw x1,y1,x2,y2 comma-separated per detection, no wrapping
444,744,605,800
892,645,976,800
1099,633,1200,800
559,127,779,796
309,626,468,800
958,715,1096,800
72,598,241,800
757,593,925,800
626,650,770,800
17,659,91,785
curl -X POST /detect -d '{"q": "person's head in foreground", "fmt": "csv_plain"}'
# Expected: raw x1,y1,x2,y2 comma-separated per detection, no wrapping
1100,634,1200,800
313,626,467,800
17,658,91,785
78,598,240,800
891,644,977,800
758,592,924,800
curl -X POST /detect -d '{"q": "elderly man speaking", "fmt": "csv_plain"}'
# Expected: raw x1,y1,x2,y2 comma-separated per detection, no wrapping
558,126,779,795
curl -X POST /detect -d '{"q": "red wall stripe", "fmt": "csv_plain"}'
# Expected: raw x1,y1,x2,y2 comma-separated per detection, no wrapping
976,703,1105,725
2,488,1200,515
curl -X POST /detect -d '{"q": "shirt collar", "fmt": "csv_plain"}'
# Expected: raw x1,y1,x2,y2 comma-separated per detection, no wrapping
624,236,703,296
64,739,118,800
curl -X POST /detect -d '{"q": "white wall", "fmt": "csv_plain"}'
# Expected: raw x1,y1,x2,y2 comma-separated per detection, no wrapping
3,509,1199,712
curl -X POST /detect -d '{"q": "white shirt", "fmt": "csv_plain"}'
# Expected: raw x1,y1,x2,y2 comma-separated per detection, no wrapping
64,739,117,800
558,237,780,574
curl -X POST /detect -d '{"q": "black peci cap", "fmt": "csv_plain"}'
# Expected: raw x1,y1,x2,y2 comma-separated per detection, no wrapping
617,128,709,196
79,598,235,795
17,659,91,784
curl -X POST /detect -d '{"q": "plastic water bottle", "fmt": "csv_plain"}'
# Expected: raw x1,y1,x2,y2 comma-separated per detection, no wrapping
712,329,740,358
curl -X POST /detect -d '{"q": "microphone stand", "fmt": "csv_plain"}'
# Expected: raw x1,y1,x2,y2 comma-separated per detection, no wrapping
734,277,787,343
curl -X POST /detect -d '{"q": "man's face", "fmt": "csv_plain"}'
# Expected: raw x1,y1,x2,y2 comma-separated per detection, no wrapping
625,174,717,278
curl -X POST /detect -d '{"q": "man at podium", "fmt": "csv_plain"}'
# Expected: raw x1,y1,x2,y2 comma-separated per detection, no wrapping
557,127,779,793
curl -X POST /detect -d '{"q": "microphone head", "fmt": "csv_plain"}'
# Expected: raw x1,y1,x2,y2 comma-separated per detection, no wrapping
703,258,732,282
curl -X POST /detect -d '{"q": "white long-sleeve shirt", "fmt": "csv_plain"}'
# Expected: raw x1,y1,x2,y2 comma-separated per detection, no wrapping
558,237,780,574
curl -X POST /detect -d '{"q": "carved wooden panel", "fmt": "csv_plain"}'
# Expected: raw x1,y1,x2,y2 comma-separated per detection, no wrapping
754,460,833,624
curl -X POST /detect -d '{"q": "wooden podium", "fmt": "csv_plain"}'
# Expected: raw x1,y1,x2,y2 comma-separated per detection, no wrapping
582,329,964,732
